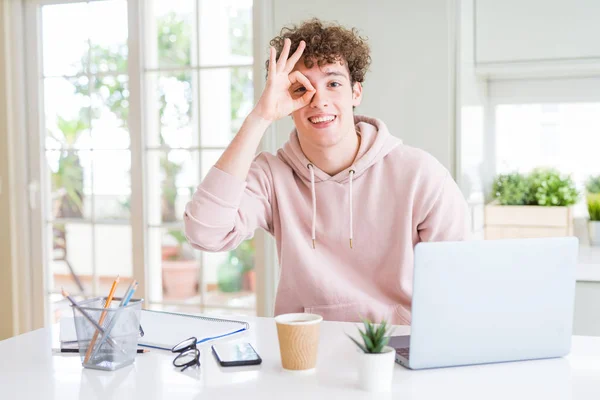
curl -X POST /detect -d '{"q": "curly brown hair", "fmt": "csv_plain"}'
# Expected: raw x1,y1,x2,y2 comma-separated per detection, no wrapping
267,18,371,85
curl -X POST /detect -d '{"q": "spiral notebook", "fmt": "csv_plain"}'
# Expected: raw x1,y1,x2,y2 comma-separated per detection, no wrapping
138,310,249,350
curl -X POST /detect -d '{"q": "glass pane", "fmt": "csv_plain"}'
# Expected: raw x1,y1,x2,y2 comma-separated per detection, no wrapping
42,3,89,76
199,0,253,67
166,150,198,223
89,0,128,74
201,149,224,180
147,72,196,148
49,222,92,295
93,150,131,221
495,103,600,217
47,150,92,220
95,225,133,293
44,77,91,150
148,227,200,302
200,67,253,147
148,0,196,69
203,239,256,310
91,75,130,149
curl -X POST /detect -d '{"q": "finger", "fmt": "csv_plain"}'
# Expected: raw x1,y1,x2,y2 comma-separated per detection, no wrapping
277,38,291,70
297,88,316,107
289,71,316,108
268,46,276,79
284,40,306,73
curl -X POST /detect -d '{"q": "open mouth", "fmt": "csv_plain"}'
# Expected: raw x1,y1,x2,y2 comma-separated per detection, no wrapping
308,115,336,125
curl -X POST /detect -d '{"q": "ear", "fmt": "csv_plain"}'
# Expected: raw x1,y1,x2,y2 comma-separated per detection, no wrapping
352,82,363,107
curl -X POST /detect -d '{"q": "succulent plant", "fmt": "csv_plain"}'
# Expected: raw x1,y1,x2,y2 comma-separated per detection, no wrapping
347,319,393,354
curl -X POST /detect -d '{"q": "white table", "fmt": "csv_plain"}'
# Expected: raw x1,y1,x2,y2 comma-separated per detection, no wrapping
1,316,600,399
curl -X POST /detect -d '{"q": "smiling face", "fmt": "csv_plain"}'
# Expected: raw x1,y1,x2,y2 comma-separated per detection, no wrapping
290,58,363,151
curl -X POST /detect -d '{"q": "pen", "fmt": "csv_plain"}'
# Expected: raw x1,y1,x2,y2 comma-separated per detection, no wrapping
116,280,143,336
53,348,149,354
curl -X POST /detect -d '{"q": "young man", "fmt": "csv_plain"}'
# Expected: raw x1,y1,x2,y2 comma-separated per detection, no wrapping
184,19,469,324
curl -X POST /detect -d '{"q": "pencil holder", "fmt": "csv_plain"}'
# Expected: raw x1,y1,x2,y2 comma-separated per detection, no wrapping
71,296,144,371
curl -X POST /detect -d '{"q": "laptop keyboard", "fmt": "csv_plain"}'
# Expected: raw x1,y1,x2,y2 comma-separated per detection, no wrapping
396,347,410,360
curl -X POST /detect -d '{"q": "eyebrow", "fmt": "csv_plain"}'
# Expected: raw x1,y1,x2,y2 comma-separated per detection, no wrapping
322,70,349,80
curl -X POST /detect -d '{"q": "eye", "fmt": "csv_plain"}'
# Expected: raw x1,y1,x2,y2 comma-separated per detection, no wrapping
329,81,341,88
293,86,306,93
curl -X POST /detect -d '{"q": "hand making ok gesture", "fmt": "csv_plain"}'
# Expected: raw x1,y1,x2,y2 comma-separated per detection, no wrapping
253,38,316,122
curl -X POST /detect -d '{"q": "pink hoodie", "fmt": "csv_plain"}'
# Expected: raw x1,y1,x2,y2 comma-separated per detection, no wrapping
184,115,469,324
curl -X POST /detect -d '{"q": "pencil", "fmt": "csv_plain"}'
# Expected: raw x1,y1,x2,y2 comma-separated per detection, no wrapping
84,275,120,363
60,288,122,351
88,280,139,361
54,348,149,354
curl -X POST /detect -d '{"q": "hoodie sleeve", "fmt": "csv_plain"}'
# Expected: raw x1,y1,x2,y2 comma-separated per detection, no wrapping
183,157,273,252
417,172,471,242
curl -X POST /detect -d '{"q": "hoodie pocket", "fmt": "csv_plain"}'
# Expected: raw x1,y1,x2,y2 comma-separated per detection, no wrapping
304,302,410,325
304,302,361,322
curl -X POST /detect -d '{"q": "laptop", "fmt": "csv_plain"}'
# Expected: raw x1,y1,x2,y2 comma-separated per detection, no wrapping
392,237,578,370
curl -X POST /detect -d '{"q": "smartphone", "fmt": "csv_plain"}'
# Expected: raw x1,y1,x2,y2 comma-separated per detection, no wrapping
211,342,262,367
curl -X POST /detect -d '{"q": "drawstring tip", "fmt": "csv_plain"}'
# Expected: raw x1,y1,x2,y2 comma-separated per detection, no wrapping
350,238,353,249
312,239,316,249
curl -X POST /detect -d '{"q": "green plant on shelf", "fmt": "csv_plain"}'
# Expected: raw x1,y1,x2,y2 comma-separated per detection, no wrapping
588,195,600,221
492,172,533,206
529,168,579,207
587,176,600,221
586,176,600,195
492,168,579,207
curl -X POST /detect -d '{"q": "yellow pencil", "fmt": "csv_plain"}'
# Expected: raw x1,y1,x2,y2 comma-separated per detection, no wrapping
84,275,120,363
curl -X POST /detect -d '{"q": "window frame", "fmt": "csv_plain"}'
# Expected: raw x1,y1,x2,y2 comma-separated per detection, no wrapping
22,0,277,328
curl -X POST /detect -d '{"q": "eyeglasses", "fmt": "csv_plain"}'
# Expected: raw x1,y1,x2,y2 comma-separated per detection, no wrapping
171,337,200,372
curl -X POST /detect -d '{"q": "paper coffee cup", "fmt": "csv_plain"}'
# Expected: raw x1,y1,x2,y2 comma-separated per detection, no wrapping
275,313,323,371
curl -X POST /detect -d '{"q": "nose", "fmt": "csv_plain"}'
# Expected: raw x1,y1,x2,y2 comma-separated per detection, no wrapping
310,88,328,108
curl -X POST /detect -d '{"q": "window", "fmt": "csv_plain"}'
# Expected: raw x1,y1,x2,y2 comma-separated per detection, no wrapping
494,102,600,217
29,0,259,326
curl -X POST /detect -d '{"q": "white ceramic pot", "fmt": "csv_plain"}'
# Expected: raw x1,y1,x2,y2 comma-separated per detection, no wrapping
590,220,600,246
358,346,396,392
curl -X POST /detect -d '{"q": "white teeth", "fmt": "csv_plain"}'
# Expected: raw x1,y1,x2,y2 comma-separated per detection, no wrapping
309,115,335,124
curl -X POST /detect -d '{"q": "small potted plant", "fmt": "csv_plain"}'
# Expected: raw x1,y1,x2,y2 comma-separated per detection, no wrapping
347,319,395,392
586,176,600,246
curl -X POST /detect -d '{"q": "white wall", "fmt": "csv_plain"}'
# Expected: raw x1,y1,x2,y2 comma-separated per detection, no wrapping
269,0,458,174
475,0,600,64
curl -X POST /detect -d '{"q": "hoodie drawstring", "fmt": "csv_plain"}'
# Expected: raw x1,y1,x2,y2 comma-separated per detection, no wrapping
349,169,355,249
308,164,317,249
307,164,355,249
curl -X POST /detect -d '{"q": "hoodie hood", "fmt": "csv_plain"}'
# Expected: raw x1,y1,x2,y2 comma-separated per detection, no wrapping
277,115,402,248
278,115,402,183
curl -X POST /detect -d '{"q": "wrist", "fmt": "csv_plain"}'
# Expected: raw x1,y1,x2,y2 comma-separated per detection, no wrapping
248,109,275,127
